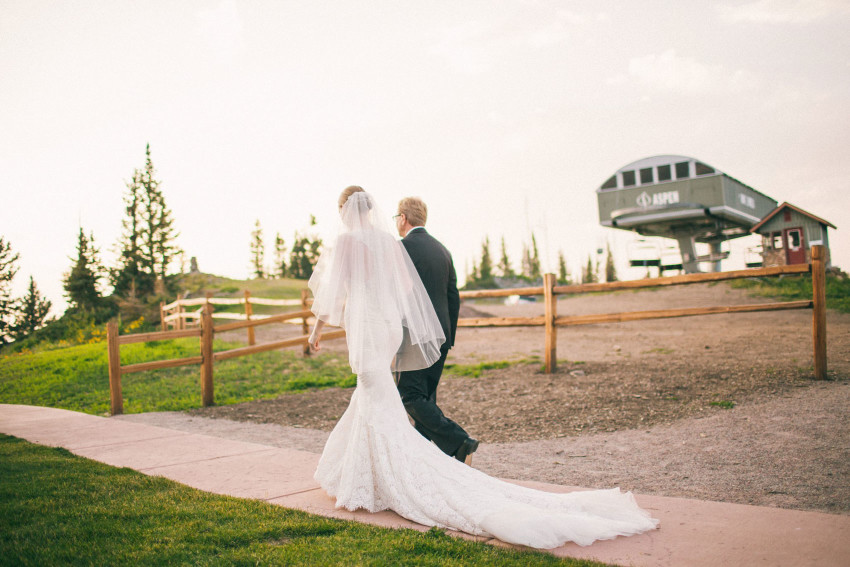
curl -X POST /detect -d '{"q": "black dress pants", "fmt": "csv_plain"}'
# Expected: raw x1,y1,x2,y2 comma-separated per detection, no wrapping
396,346,469,456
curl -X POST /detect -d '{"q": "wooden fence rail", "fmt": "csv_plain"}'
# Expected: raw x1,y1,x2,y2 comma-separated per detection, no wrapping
106,246,828,415
160,293,309,340
161,293,314,348
457,244,827,377
106,302,344,415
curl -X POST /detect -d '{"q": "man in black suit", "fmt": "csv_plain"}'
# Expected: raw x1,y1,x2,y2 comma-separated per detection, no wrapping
394,197,478,464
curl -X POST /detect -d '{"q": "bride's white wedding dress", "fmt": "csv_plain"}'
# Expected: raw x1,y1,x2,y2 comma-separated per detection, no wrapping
309,192,658,549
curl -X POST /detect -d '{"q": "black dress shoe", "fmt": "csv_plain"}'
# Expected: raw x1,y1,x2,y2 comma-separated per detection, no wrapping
454,437,479,464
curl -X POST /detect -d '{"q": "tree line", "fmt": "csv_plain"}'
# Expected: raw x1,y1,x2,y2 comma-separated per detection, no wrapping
1,145,180,349
0,237,51,345
464,234,617,289
66,144,180,324
1,144,327,351
248,217,323,280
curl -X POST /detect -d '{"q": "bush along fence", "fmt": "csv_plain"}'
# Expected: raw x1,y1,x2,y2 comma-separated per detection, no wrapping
106,245,829,415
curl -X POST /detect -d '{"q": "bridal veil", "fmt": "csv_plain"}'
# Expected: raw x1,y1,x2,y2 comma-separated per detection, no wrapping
308,191,445,373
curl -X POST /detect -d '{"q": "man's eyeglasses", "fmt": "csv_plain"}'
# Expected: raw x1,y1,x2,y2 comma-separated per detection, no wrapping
392,214,403,219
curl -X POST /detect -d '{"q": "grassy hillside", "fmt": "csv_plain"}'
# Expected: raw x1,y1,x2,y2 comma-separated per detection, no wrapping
179,272,308,299
175,273,311,316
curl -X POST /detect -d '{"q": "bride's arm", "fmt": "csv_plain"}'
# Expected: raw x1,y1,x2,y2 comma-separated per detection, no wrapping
308,318,326,351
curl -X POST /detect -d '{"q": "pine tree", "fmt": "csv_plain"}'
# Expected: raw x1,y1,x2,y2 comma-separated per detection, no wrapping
306,236,322,277
142,145,179,287
478,237,494,286
289,235,323,280
605,241,618,283
498,236,514,278
273,233,287,278
64,228,103,312
114,144,179,297
113,167,145,297
12,276,51,341
288,235,306,279
0,237,20,344
289,235,314,279
529,233,541,279
557,250,570,285
288,216,323,280
582,254,598,284
250,219,265,279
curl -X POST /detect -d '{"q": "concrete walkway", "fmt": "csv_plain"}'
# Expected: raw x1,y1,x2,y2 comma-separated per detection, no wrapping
2,404,848,567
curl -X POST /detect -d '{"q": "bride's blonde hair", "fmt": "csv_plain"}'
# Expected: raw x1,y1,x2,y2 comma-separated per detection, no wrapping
339,185,365,209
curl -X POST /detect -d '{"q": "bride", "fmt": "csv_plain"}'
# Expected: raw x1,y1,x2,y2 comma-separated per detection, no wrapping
307,187,659,549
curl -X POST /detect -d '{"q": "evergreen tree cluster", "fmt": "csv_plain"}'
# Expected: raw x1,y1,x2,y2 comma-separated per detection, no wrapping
248,215,322,280
0,237,52,344
3,144,183,350
465,233,572,289
4,142,333,350
465,235,620,289
60,143,183,326
581,242,618,284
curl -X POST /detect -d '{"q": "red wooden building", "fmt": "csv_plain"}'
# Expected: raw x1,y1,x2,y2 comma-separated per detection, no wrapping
750,202,836,267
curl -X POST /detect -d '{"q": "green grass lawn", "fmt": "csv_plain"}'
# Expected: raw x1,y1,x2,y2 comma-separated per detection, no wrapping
0,434,600,566
0,339,355,415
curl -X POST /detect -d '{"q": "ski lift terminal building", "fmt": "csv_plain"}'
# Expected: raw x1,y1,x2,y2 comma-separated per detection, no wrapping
595,155,835,273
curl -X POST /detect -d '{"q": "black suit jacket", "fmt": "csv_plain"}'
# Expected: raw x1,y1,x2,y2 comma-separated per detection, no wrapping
402,228,460,349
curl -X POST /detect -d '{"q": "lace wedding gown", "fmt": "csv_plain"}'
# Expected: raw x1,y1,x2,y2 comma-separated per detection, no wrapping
310,192,659,549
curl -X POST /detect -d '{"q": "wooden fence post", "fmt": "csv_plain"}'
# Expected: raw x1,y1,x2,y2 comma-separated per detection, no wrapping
160,302,166,332
200,302,215,406
543,273,557,373
244,289,255,346
107,320,123,415
812,245,827,379
177,298,184,330
301,288,311,356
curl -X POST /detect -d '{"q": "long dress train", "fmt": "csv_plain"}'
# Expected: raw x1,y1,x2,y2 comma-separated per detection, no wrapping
314,315,658,549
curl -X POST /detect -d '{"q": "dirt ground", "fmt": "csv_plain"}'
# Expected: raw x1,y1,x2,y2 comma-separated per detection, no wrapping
172,282,850,515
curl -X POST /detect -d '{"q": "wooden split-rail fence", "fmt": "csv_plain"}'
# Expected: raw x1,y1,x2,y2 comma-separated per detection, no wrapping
106,245,829,415
160,289,314,346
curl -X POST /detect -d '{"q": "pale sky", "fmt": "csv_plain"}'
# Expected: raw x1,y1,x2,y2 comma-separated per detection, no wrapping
2,0,848,314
